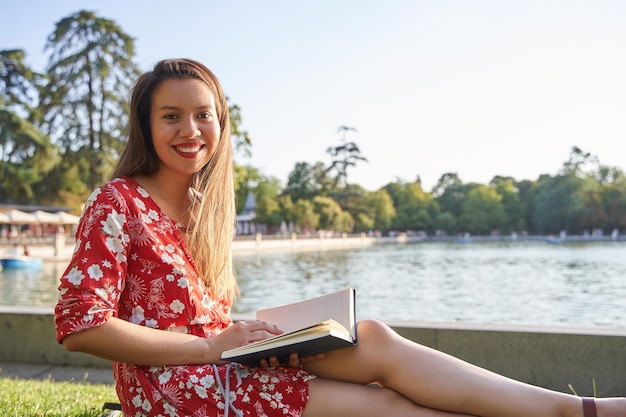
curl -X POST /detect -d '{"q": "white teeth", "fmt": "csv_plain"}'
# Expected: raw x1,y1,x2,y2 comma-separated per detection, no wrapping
176,145,201,153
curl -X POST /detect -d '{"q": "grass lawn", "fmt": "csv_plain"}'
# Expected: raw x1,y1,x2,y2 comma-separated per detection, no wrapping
0,377,118,417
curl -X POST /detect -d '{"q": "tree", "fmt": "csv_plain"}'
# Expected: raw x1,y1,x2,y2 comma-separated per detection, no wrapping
229,100,252,159
312,195,351,231
601,174,626,231
234,165,262,213
341,186,396,233
434,211,456,234
284,161,330,202
489,175,526,233
432,173,467,232
42,10,140,189
560,146,599,177
326,125,367,189
458,185,506,235
293,199,319,233
0,49,40,113
576,178,607,232
251,175,283,231
387,180,437,232
0,50,60,202
532,174,587,234
254,195,282,231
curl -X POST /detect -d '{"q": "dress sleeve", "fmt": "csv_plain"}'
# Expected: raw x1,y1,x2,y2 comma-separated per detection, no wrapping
54,183,131,343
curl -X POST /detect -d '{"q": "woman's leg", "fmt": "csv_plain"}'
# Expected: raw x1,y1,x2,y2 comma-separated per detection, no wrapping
302,320,626,417
302,378,477,417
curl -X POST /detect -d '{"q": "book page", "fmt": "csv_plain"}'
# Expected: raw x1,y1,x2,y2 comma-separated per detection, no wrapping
256,288,355,337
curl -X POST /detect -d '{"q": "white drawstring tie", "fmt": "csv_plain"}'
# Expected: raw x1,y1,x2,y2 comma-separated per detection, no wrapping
212,363,243,417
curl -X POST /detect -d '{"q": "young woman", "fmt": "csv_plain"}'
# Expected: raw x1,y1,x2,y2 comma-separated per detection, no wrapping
55,58,625,417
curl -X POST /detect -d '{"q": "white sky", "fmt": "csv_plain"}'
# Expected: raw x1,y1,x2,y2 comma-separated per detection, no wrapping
2,1,626,191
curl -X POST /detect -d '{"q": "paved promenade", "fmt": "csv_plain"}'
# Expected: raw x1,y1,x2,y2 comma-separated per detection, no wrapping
0,361,114,384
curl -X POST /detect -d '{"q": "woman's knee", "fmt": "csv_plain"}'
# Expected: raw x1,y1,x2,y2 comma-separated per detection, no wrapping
356,319,399,345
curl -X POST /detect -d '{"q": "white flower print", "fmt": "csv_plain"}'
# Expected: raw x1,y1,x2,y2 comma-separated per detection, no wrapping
65,267,84,286
105,236,127,263
158,370,172,385
199,374,215,388
87,264,103,281
102,210,126,237
85,187,102,207
94,287,109,303
137,186,149,198
141,398,152,412
134,197,146,212
177,277,188,288
170,299,185,314
171,252,185,265
164,402,178,417
201,294,214,310
147,209,159,221
130,306,145,324
172,265,185,276
193,384,208,399
161,251,175,265
132,394,143,408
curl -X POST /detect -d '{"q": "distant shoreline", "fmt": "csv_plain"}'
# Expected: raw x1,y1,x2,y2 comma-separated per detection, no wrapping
0,232,622,262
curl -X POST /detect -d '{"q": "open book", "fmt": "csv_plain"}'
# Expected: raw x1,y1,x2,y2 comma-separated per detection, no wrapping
221,288,357,366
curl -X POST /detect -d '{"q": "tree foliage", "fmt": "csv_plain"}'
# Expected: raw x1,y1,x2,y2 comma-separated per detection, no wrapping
325,126,367,189
42,10,140,189
2,10,625,238
0,50,60,202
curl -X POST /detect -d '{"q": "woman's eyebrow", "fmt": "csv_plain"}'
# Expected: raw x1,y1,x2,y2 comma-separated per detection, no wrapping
157,104,215,111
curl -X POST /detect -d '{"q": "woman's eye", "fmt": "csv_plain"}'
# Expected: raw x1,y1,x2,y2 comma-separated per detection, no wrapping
198,112,213,120
163,114,179,120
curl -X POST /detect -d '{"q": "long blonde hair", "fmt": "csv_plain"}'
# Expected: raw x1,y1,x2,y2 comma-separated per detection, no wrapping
111,58,238,302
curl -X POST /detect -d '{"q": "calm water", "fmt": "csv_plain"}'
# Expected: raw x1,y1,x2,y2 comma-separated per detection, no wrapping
2,241,625,329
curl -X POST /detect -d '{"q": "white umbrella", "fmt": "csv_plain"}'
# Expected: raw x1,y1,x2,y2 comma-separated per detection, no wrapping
5,209,38,224
33,210,63,224
55,211,81,225
0,212,9,223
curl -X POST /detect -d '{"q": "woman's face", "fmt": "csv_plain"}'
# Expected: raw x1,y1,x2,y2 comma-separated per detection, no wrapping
150,78,221,179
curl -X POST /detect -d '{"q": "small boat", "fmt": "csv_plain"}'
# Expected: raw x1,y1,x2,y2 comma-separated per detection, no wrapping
545,235,562,244
455,233,473,243
0,256,44,270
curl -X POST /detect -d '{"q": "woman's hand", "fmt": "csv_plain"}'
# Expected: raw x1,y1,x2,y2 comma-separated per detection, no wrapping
210,320,283,363
260,352,326,369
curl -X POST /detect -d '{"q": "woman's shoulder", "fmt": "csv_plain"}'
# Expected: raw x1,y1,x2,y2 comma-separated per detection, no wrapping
84,177,147,211
91,177,145,198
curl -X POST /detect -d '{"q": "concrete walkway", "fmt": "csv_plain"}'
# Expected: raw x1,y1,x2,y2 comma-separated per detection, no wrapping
0,361,114,385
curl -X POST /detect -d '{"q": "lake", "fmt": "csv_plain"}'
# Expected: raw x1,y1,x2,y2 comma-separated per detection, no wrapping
2,240,625,329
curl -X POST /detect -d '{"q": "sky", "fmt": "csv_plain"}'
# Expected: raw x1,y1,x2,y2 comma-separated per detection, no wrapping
2,1,626,192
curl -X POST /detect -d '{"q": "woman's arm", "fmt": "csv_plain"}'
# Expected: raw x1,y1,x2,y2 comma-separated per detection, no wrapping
62,316,216,365
62,316,283,366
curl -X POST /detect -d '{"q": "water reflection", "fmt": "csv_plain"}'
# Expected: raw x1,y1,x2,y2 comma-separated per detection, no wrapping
233,241,626,329
0,262,67,309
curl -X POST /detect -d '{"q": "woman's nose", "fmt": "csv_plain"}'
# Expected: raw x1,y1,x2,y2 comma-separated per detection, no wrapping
179,117,200,138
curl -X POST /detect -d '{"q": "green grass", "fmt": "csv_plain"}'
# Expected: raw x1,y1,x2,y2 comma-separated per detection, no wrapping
0,377,118,417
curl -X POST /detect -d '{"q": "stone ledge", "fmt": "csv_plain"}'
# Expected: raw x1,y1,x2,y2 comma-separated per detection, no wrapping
1,308,624,397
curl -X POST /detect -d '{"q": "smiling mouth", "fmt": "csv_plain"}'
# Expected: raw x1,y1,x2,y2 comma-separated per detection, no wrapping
175,144,203,153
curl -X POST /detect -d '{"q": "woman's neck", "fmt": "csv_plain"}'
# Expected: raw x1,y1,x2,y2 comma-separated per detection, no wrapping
135,173,193,230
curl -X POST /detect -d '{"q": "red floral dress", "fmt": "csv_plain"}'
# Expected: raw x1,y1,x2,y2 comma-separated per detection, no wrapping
55,177,314,417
